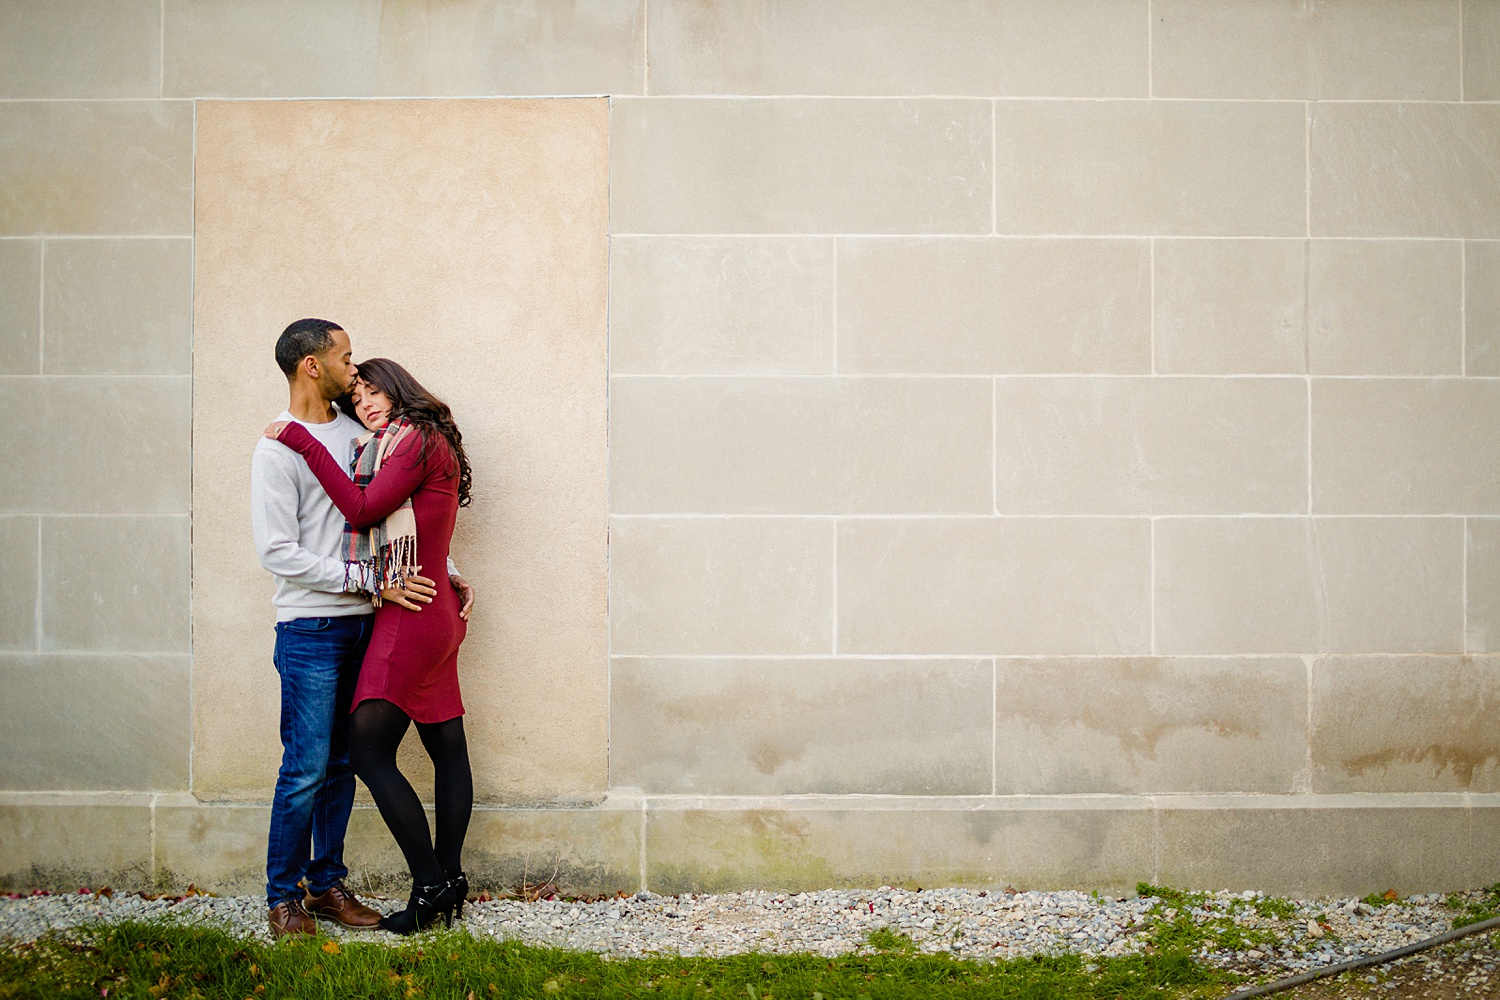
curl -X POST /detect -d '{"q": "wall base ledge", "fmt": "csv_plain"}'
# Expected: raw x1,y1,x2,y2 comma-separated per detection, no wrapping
3,791,1496,899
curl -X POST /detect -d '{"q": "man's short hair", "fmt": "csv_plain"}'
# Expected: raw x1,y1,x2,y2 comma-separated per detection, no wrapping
275,318,342,377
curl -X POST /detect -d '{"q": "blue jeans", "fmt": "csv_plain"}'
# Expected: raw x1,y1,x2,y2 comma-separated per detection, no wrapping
265,614,372,906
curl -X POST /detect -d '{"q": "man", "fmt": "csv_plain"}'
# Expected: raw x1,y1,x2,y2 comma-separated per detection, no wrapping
250,318,474,937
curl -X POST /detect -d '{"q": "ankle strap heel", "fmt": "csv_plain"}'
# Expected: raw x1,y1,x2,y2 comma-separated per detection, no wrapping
446,870,469,921
378,878,460,936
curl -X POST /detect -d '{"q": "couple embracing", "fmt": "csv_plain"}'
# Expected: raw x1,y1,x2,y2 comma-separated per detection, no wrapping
251,318,477,938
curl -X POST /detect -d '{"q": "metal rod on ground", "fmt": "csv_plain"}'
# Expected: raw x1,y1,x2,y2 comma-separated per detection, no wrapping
1221,914,1500,1000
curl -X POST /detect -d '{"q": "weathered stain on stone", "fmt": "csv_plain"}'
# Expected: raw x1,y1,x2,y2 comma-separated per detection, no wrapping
1312,655,1500,792
747,736,808,776
614,659,990,795
0,861,154,894
996,657,1292,762
960,809,1006,847
1339,744,1500,787
647,809,843,894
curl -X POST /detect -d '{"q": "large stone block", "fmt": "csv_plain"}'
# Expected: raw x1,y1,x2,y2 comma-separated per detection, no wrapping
1311,104,1500,238
0,795,154,891
610,377,992,514
1311,656,1500,794
993,377,1306,514
1465,0,1500,100
0,516,36,651
154,800,642,897
609,237,833,374
837,238,1149,375
1155,517,1463,655
1157,797,1479,897
0,102,193,236
1153,0,1460,100
994,657,1307,794
0,240,40,373
838,518,1150,655
0,377,190,513
0,0,161,99
1466,519,1500,653
1312,379,1500,514
609,518,833,656
165,0,644,97
192,99,609,803
994,101,1305,236
40,515,190,653
1467,804,1500,888
644,799,1154,896
647,0,1147,97
1153,239,1305,375
371,0,645,97
152,801,268,895
167,0,380,96
1467,241,1500,376
456,805,643,898
611,658,991,795
0,654,190,791
610,98,992,234
43,239,193,376
1307,240,1462,375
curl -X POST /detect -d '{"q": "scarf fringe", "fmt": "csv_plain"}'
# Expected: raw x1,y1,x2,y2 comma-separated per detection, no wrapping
346,535,419,607
342,418,420,607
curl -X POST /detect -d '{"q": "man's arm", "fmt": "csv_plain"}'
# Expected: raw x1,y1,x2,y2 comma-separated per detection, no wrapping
251,445,362,595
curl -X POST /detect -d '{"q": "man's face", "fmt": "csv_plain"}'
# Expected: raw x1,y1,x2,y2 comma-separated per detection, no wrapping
312,328,357,400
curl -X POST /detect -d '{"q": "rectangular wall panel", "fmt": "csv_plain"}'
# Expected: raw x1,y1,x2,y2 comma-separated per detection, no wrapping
611,98,993,234
192,100,609,803
994,101,1305,236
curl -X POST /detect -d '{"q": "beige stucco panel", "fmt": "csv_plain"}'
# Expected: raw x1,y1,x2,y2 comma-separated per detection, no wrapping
192,99,609,804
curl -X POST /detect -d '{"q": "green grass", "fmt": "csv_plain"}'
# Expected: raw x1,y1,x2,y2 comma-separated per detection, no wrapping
1360,892,1401,909
1246,898,1296,923
1133,884,1287,957
0,921,1236,1000
861,929,915,955
1447,883,1500,929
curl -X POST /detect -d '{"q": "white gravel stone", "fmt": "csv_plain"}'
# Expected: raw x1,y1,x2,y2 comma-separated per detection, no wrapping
0,885,1476,975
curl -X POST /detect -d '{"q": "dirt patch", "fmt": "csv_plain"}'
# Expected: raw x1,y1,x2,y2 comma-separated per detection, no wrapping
1271,938,1500,999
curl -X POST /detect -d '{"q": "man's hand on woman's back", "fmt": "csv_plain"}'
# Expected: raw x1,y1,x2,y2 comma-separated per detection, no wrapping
449,573,475,621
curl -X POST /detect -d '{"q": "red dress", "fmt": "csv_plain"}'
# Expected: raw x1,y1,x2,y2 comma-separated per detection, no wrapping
280,422,467,723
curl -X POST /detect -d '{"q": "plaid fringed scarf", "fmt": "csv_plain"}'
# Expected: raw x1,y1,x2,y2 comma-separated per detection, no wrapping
342,417,419,606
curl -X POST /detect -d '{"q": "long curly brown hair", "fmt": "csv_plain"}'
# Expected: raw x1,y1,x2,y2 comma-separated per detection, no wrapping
352,357,472,507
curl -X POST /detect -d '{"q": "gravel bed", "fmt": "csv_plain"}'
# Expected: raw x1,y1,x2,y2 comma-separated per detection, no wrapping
0,886,1485,976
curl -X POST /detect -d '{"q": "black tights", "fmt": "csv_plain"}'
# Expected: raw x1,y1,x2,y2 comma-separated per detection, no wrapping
349,699,472,887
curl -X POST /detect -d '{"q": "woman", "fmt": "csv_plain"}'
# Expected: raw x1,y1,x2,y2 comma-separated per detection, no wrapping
266,358,473,934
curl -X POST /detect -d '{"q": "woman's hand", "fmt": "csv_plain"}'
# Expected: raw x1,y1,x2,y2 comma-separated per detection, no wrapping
264,420,291,440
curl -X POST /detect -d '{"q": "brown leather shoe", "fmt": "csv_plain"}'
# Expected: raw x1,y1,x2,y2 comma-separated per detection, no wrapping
268,898,318,938
304,882,383,928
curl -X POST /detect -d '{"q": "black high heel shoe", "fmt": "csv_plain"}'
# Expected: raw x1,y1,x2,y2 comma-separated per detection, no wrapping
379,878,460,935
446,871,469,921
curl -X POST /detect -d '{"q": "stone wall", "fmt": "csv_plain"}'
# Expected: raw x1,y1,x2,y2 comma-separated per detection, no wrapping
4,0,1500,899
